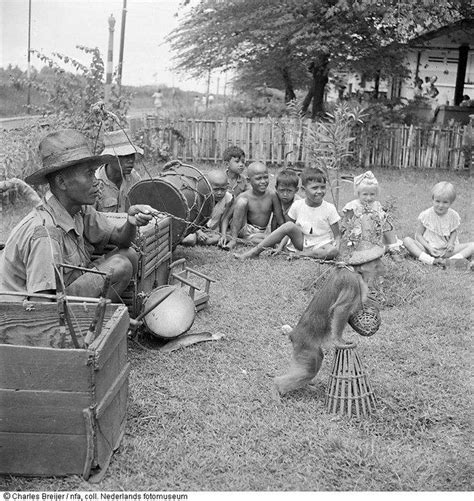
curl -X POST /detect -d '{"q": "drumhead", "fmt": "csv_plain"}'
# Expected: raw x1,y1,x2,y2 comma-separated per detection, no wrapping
160,163,214,230
127,179,189,246
143,285,195,338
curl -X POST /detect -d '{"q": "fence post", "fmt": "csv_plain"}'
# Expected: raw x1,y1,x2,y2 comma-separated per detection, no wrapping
462,117,472,172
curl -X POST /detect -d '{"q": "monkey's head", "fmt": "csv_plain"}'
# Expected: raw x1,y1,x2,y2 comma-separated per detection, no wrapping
353,258,385,287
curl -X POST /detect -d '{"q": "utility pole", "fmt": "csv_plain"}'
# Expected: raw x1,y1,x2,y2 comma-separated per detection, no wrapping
105,14,116,104
27,0,32,113
205,66,211,109
117,0,127,94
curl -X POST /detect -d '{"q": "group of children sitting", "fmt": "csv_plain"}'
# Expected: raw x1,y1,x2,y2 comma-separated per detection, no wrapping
184,146,474,269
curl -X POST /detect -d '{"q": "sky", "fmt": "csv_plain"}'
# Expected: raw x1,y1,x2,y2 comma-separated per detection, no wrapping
0,0,213,92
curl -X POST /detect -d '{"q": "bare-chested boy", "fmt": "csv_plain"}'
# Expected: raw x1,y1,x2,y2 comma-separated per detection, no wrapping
225,162,284,251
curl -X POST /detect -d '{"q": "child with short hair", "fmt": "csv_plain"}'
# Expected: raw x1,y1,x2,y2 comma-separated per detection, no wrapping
222,146,248,198
181,170,233,247
403,181,473,268
234,167,340,259
226,162,284,251
341,171,403,262
218,146,249,245
271,168,302,231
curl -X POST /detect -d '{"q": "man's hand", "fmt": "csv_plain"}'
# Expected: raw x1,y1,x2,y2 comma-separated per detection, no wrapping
127,204,159,227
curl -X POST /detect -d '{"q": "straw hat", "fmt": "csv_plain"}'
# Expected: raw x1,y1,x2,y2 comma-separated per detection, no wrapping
25,129,114,185
101,129,144,157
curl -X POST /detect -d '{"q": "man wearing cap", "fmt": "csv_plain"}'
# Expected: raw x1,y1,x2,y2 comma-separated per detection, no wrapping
95,129,143,213
0,129,158,302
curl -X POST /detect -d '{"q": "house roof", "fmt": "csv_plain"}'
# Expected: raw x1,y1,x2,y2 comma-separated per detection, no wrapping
409,18,474,48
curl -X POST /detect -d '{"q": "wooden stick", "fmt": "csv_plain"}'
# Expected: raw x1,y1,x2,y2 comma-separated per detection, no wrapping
0,290,103,303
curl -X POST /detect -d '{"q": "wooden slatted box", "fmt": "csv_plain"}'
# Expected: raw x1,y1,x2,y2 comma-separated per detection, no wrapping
0,300,130,480
103,213,172,317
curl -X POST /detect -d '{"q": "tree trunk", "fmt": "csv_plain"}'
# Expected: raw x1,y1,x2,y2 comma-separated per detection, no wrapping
281,67,296,102
301,87,313,115
310,54,329,119
373,70,380,99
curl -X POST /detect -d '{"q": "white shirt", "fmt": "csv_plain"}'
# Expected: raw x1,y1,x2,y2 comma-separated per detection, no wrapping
287,199,340,250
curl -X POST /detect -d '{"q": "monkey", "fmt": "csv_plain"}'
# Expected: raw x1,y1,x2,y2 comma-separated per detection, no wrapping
274,259,384,396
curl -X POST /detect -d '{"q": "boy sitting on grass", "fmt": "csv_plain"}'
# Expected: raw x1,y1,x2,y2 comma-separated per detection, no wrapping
234,167,340,260
271,168,302,232
225,162,284,251
222,145,248,199
182,170,233,247
218,146,249,245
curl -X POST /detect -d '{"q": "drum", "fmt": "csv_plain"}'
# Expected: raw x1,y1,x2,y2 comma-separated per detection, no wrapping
142,285,196,339
127,161,214,247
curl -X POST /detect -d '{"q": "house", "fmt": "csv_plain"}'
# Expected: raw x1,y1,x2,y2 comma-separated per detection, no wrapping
325,18,474,123
390,18,474,109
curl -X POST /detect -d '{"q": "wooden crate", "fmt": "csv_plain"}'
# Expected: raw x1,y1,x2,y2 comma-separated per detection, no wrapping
0,300,130,480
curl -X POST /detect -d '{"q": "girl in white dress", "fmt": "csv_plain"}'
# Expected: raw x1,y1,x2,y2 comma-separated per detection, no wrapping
341,171,403,262
403,182,473,267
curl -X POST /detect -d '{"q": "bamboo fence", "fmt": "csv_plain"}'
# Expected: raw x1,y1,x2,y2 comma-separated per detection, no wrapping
129,115,472,171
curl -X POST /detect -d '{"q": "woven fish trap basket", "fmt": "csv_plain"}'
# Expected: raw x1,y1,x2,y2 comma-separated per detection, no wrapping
348,301,381,337
325,346,377,418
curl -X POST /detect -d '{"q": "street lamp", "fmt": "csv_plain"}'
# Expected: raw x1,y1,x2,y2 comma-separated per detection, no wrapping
117,0,127,94
27,0,32,113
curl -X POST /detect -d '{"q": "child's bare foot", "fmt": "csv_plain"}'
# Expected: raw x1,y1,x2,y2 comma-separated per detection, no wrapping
445,257,470,270
233,249,260,259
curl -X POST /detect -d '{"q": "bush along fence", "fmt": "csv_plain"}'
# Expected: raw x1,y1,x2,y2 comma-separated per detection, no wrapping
130,115,472,170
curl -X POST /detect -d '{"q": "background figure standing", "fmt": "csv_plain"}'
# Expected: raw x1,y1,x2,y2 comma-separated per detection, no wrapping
152,89,163,117
413,77,423,99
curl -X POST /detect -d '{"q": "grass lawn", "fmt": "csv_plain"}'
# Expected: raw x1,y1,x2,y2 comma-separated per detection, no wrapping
2,167,473,491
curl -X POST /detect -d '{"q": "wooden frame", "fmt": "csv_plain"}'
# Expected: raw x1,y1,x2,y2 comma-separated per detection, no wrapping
168,258,215,311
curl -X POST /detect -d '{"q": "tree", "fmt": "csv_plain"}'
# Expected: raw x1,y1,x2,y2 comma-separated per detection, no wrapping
231,49,309,102
24,46,130,133
168,0,467,118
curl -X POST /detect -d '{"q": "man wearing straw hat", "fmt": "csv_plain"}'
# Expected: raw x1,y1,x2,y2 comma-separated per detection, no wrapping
0,129,158,302
95,129,143,213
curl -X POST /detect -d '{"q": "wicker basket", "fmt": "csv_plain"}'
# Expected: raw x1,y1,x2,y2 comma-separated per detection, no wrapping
348,301,381,337
325,346,377,418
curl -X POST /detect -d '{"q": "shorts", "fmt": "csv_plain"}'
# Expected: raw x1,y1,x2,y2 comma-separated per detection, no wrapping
238,223,267,242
